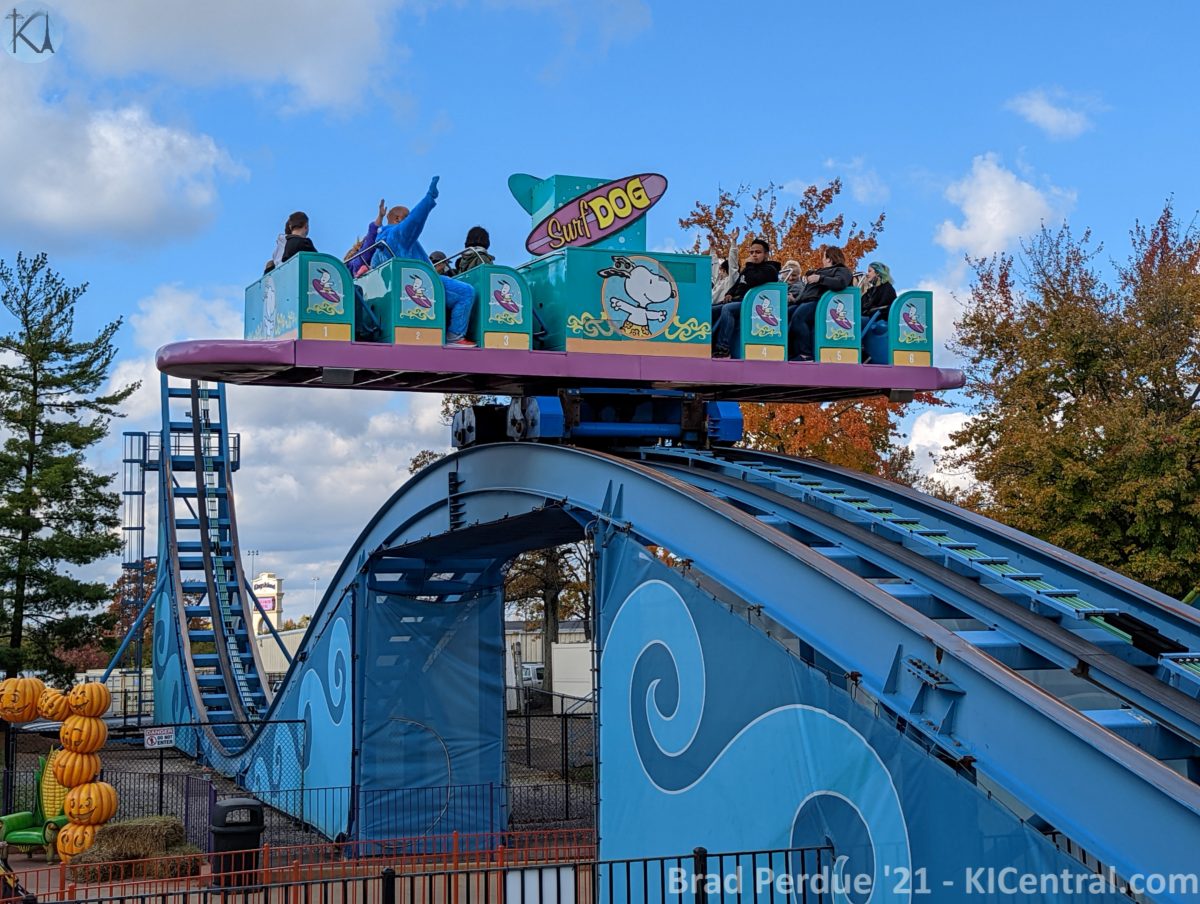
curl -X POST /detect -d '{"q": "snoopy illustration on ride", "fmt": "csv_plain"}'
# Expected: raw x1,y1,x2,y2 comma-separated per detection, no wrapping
597,256,676,339
405,273,433,308
902,300,926,334
261,276,277,338
311,267,342,307
829,299,854,331
493,279,520,314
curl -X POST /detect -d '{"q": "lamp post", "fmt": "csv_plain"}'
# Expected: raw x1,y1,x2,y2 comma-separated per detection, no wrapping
311,576,320,609
246,549,261,578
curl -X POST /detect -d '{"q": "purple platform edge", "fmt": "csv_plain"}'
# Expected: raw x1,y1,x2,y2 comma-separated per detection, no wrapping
156,338,965,398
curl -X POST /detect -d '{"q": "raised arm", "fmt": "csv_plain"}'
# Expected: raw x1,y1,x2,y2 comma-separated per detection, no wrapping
395,177,440,247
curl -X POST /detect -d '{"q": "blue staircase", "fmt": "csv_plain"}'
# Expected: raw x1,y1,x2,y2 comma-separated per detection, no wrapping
157,375,271,749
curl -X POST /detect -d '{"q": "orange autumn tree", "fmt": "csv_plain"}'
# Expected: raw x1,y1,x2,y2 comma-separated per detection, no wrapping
680,180,934,479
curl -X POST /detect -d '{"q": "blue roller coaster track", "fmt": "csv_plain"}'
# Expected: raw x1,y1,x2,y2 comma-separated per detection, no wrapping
137,380,1200,902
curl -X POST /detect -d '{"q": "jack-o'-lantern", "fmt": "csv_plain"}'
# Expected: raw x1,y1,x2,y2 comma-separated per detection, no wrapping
56,822,96,861
37,687,72,722
52,750,101,788
0,676,45,723
64,781,118,825
66,681,112,718
60,714,107,754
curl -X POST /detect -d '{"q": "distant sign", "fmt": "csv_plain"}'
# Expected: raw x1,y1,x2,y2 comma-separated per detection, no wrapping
257,595,276,612
525,173,667,256
143,726,176,749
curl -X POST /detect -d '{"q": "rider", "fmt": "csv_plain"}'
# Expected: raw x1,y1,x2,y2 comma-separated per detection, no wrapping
374,177,477,347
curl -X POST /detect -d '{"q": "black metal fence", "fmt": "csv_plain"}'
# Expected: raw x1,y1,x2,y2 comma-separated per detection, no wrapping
15,845,835,903
131,720,308,795
3,700,596,851
0,772,592,854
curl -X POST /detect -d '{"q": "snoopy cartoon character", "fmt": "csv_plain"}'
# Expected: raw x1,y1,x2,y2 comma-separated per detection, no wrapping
261,277,277,338
597,256,676,339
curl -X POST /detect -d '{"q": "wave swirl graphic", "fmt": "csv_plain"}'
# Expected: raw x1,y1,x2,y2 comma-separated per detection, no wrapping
297,615,353,827
602,579,911,904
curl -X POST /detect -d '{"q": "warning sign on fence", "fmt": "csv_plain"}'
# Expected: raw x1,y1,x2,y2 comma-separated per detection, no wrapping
143,726,176,749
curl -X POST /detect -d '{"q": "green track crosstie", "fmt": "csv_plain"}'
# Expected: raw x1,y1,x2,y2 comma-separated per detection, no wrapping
688,455,1156,651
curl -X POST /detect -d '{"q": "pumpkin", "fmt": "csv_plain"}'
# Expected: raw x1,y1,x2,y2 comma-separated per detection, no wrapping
60,715,107,754
37,687,72,722
0,676,45,723
66,681,112,718
64,781,118,825
56,822,96,861
52,750,101,788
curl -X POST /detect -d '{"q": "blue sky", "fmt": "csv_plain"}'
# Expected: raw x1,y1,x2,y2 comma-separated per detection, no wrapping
2,0,1198,616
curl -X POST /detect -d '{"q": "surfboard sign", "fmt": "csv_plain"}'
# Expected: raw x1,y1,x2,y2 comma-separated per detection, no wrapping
525,173,667,255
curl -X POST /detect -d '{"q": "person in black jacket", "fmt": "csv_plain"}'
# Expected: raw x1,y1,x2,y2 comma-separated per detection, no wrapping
861,261,897,319
712,238,781,357
787,245,853,360
279,211,317,263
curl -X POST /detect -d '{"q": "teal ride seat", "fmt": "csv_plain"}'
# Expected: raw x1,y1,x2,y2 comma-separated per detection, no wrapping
887,290,934,367
733,282,788,361
454,265,535,350
812,287,863,364
245,253,355,341
862,308,888,364
356,258,447,346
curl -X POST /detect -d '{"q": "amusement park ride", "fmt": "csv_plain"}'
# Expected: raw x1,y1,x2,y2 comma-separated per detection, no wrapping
126,172,1200,902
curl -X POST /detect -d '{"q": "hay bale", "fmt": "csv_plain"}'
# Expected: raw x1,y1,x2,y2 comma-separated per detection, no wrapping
92,815,186,857
67,817,200,883
69,843,204,884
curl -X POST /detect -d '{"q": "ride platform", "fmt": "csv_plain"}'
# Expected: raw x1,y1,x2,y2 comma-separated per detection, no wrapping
155,338,964,403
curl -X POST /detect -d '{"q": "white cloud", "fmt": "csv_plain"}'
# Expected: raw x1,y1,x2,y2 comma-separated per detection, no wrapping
495,0,652,81
907,409,975,491
935,153,1074,258
0,66,240,247
60,0,412,110
824,157,889,204
915,264,970,369
95,285,451,617
781,179,816,196
1005,88,1101,140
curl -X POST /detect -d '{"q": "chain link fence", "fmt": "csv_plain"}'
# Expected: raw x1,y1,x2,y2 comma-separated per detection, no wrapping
3,697,596,848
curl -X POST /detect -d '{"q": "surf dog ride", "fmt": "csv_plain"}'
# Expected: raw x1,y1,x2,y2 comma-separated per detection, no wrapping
158,169,960,402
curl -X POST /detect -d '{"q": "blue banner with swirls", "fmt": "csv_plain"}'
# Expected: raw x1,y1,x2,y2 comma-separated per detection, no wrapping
596,535,1129,903
356,586,506,840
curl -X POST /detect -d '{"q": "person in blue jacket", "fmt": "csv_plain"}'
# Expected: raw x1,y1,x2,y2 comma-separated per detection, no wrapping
374,176,477,346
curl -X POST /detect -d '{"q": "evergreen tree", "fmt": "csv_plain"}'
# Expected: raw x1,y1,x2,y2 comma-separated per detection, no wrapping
0,253,137,679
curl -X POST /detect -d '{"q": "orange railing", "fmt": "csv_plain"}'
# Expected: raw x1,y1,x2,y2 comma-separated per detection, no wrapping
9,828,596,902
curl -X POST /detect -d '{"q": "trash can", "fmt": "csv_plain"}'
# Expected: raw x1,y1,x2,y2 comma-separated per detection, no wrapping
209,798,264,887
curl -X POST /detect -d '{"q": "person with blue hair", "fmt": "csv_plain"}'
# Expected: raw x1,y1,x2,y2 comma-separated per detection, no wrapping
374,176,477,347
861,262,897,318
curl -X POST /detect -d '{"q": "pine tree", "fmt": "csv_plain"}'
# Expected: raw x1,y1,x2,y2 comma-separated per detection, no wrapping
0,253,138,679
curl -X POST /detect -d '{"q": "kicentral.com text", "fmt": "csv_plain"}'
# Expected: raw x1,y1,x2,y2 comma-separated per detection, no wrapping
667,863,1200,898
